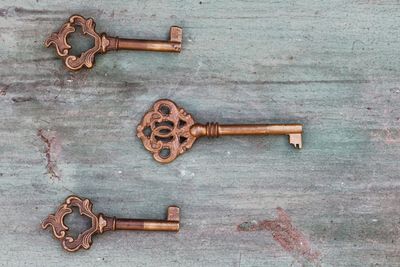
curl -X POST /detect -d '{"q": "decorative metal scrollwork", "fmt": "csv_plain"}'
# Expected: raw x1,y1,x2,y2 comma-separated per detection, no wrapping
42,196,99,252
45,15,107,70
137,99,197,163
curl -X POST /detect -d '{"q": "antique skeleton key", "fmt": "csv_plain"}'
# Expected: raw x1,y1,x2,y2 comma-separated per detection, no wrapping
45,14,182,70
137,99,303,163
42,196,180,252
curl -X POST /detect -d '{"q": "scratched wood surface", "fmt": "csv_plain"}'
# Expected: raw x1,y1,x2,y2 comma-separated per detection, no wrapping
0,0,399,266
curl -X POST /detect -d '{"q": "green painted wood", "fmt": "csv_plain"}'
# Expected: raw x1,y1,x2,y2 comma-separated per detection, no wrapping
0,1,399,266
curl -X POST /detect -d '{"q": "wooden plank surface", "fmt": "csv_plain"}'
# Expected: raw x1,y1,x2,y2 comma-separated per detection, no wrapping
0,0,399,266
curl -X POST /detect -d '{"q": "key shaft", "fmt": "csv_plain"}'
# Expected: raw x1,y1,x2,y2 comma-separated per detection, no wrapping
106,26,182,53
113,218,179,231
101,206,180,232
190,123,302,137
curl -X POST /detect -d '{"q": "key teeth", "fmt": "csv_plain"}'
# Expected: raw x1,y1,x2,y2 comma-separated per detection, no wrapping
291,143,301,149
289,134,302,149
290,142,302,149
169,27,183,43
167,206,180,222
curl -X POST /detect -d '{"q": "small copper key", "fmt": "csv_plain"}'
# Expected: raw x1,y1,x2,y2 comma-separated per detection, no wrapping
45,14,182,70
137,99,303,163
42,195,180,252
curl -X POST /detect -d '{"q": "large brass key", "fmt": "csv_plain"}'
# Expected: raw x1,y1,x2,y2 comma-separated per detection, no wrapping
45,14,182,70
42,196,180,252
137,99,303,163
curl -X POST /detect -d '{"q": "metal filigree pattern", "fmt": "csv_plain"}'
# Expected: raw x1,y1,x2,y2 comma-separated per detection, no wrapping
42,204,71,239
42,196,99,252
137,99,197,163
44,22,74,57
45,15,106,71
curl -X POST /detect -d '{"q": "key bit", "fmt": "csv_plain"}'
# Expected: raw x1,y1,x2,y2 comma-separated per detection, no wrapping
42,195,180,252
45,14,182,71
137,99,303,164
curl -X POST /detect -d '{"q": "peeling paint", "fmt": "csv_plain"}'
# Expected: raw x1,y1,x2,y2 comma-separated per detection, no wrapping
371,128,400,145
0,84,10,96
238,207,320,264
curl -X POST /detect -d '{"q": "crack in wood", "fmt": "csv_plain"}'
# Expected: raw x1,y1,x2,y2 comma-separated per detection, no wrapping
37,129,61,180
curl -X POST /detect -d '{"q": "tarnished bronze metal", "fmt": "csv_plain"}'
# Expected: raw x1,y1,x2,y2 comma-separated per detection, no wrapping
45,14,182,70
137,99,303,163
42,195,180,252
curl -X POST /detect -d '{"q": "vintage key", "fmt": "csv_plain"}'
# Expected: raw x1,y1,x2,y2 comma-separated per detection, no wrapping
42,195,180,252
45,14,182,71
137,99,303,163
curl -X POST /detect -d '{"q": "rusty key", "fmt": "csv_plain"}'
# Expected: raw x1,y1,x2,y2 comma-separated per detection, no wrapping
137,99,303,163
42,195,180,252
45,14,182,70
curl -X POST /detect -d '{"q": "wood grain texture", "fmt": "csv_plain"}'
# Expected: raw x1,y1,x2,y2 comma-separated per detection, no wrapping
0,0,399,266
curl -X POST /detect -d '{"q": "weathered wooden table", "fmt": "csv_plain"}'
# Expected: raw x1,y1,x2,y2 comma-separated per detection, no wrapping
1,1,399,266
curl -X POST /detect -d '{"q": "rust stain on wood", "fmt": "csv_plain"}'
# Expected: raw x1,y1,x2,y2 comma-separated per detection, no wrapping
372,128,400,145
238,207,320,264
37,129,61,179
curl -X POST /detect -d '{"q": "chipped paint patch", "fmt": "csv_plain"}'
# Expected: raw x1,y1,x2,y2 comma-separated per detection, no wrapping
238,207,320,264
0,84,10,96
371,128,400,145
37,129,61,179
